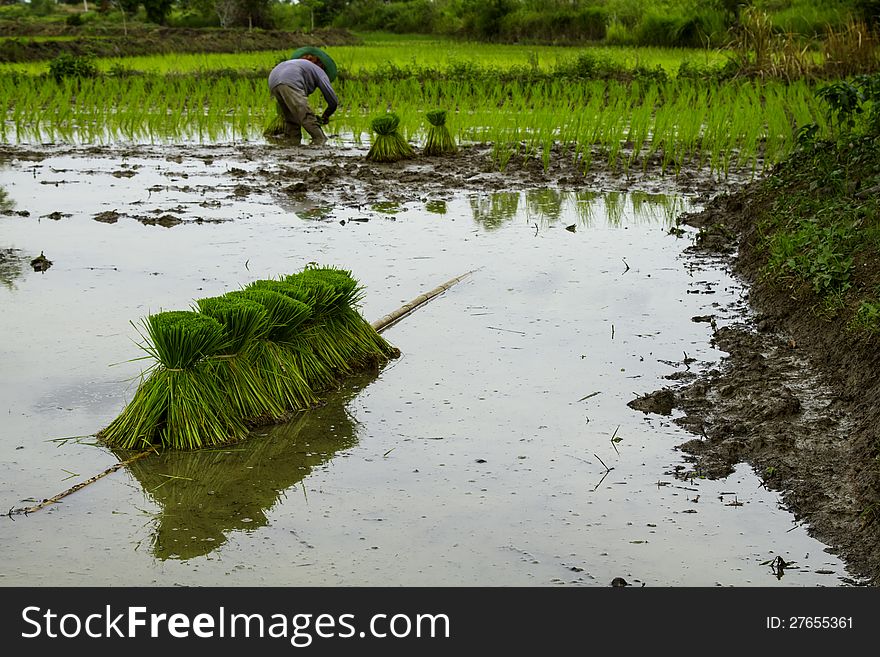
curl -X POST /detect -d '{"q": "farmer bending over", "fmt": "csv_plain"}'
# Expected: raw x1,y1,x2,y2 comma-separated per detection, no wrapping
268,47,338,146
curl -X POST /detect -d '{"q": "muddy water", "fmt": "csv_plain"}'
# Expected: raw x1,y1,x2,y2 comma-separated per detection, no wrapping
0,147,859,586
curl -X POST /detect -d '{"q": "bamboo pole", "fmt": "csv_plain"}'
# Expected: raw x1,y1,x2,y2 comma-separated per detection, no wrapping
6,270,475,517
7,449,152,517
372,269,475,334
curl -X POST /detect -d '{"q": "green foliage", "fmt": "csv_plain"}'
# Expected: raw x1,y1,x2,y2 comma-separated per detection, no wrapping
635,10,727,48
756,77,880,335
28,0,56,18
498,6,607,42
851,299,880,332
48,53,98,82
143,0,174,25
802,225,853,295
817,74,880,136
336,0,444,34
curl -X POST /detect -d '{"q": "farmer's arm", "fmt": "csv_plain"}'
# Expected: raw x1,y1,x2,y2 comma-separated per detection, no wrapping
317,78,338,122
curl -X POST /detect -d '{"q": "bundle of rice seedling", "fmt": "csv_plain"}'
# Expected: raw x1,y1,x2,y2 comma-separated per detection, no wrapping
226,287,319,412
422,109,458,156
245,279,343,389
99,311,248,450
366,113,414,163
288,266,399,369
263,105,286,138
195,295,287,423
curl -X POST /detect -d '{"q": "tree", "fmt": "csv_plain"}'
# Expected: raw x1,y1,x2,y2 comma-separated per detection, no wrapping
143,0,174,24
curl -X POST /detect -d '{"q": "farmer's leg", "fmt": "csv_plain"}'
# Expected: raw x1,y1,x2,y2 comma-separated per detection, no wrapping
301,113,327,146
271,85,307,145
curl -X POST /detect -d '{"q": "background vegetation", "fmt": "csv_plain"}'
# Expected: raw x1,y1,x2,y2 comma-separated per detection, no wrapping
1,1,878,47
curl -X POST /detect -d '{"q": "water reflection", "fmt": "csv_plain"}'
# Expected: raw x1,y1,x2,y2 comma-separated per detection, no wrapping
0,185,13,214
424,200,447,215
121,374,374,561
469,192,520,230
0,247,27,289
469,189,692,229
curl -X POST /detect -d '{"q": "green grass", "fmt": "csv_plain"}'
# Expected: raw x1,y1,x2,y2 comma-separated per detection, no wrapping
0,33,729,77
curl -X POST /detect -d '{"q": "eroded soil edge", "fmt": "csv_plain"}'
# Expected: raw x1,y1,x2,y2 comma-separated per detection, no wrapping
630,190,880,586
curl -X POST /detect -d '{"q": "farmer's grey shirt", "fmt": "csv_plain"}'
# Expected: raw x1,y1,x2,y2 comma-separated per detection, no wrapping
268,59,338,117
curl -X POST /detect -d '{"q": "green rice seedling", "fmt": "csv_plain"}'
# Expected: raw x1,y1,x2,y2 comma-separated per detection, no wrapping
262,100,286,138
248,277,353,384
240,280,339,391
99,311,248,450
195,295,288,423
226,287,320,411
422,109,458,156
289,265,399,369
366,113,414,163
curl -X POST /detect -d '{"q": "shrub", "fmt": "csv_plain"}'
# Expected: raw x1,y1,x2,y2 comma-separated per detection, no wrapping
48,53,98,82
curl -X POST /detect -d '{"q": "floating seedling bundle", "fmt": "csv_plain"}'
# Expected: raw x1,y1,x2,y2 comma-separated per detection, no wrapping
98,265,399,450
422,109,458,156
366,113,414,163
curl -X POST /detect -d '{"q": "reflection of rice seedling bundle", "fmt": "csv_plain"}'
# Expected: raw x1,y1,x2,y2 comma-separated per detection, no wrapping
423,109,457,156
99,311,248,450
366,113,414,163
195,295,287,423
226,288,319,412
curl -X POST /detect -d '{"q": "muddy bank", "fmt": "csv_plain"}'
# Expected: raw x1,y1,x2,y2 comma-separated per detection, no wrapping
0,27,358,63
629,188,880,585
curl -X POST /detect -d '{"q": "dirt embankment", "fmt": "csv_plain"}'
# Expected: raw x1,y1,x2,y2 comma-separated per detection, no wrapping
0,26,358,63
629,185,880,586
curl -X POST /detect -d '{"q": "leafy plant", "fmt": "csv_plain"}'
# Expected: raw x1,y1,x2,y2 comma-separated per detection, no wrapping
850,300,880,332
48,53,98,82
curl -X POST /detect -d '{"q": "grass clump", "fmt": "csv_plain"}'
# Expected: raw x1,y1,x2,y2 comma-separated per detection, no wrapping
422,109,457,156
366,113,414,163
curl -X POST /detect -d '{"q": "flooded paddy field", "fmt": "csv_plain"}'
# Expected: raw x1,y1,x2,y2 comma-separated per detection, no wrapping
0,142,865,586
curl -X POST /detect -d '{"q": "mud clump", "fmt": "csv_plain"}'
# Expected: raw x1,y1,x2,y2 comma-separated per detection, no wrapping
628,389,676,415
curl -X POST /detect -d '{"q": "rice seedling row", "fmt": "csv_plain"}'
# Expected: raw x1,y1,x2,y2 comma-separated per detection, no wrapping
0,72,828,176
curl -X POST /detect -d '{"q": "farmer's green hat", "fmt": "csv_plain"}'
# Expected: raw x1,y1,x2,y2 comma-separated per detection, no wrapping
291,46,337,82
